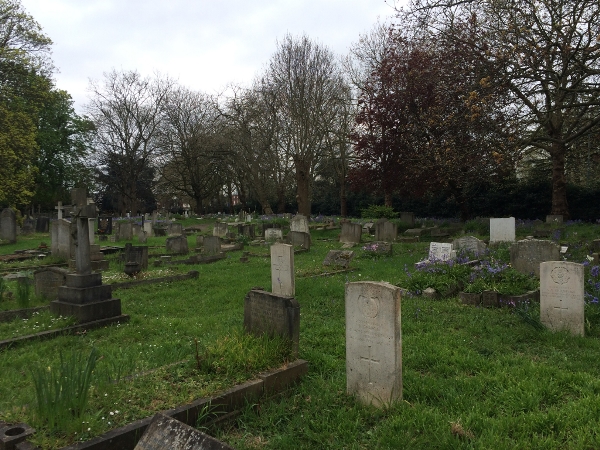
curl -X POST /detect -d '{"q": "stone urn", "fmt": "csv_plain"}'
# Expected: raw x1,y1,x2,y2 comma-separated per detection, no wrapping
124,261,141,278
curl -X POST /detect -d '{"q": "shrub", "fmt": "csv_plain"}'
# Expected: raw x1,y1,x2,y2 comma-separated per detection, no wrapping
361,205,398,219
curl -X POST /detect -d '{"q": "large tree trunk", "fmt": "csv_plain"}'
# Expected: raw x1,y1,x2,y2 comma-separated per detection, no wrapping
550,143,569,218
295,159,311,217
277,186,286,214
384,191,393,208
340,181,348,217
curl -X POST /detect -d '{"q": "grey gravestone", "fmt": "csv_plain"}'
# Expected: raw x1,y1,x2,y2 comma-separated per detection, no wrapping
540,261,584,336
375,220,397,242
510,239,560,277
138,231,148,244
34,267,68,300
166,235,189,254
167,222,183,236
117,222,133,241
21,218,35,235
362,241,392,257
346,281,402,407
428,242,454,261
0,208,16,243
290,214,309,233
399,212,415,227
142,221,153,237
244,289,300,358
452,236,487,256
286,231,311,249
36,217,49,233
265,228,283,241
134,413,234,450
124,244,149,270
213,222,228,237
323,250,354,268
340,222,362,244
203,236,221,255
196,235,204,247
271,243,294,296
490,217,515,243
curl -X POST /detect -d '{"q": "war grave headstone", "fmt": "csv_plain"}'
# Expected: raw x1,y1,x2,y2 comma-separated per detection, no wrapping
265,228,283,241
375,220,397,242
489,217,515,243
167,222,183,236
452,236,487,256
340,222,362,245
34,267,68,300
399,212,415,227
286,231,311,249
213,222,228,237
203,236,221,255
271,243,294,297
290,214,310,233
323,250,355,268
166,235,189,255
244,288,300,358
50,208,124,323
510,239,560,278
124,244,149,270
0,208,17,243
540,261,584,336
346,281,402,407
35,217,49,233
134,413,235,450
428,242,454,262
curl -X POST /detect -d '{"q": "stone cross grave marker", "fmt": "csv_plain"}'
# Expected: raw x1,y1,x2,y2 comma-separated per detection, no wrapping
0,208,16,243
55,201,64,220
271,243,294,296
540,261,584,336
490,217,515,243
428,242,454,261
346,281,402,407
510,239,560,278
340,222,362,244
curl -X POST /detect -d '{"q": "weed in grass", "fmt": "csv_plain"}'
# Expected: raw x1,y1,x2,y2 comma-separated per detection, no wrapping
31,347,99,431
16,278,31,308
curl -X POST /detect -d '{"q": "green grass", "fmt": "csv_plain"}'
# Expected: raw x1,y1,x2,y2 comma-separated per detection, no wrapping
2,221,600,448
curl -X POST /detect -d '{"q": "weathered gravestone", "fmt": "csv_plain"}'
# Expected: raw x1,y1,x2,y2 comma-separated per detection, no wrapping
239,224,255,238
490,217,515,243
265,228,283,241
70,187,87,209
540,261,584,336
510,239,560,277
244,289,300,358
213,222,228,238
452,236,487,256
362,241,392,257
134,413,235,450
166,235,189,254
286,231,311,249
290,214,310,233
167,222,183,236
51,218,73,259
34,267,68,300
0,208,16,243
399,212,415,227
20,218,35,235
124,244,149,270
35,217,49,233
428,242,454,261
346,281,402,407
115,222,133,241
196,235,204,248
375,220,397,242
271,243,294,296
142,221,153,237
340,222,362,245
323,250,355,268
203,236,221,255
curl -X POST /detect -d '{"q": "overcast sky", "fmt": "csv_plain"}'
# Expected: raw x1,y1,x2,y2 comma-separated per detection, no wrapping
20,0,399,112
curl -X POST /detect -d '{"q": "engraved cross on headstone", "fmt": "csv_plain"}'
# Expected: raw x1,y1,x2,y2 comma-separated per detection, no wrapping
272,255,286,291
554,298,569,325
360,345,380,386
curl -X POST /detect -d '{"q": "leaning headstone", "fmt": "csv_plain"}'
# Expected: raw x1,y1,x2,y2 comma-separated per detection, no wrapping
166,235,189,254
540,261,584,336
213,222,228,237
340,222,362,245
167,222,183,236
290,214,310,233
0,208,17,243
244,289,300,358
452,236,487,256
346,281,402,407
203,236,221,255
271,243,294,296
34,267,68,300
428,242,454,262
375,220,397,242
399,212,415,227
286,231,311,249
265,228,283,241
134,413,235,450
510,239,560,277
489,217,516,243
323,250,354,268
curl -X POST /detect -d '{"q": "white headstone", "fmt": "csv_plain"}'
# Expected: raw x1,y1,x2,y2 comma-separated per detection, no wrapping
346,281,402,407
290,214,309,233
490,217,515,243
270,243,294,296
265,228,283,241
428,242,454,261
540,261,584,336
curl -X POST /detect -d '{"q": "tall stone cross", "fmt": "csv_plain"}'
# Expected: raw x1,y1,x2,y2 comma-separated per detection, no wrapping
55,201,64,220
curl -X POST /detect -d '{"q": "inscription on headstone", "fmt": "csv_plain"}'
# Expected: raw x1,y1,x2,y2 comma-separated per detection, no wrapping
540,261,584,336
